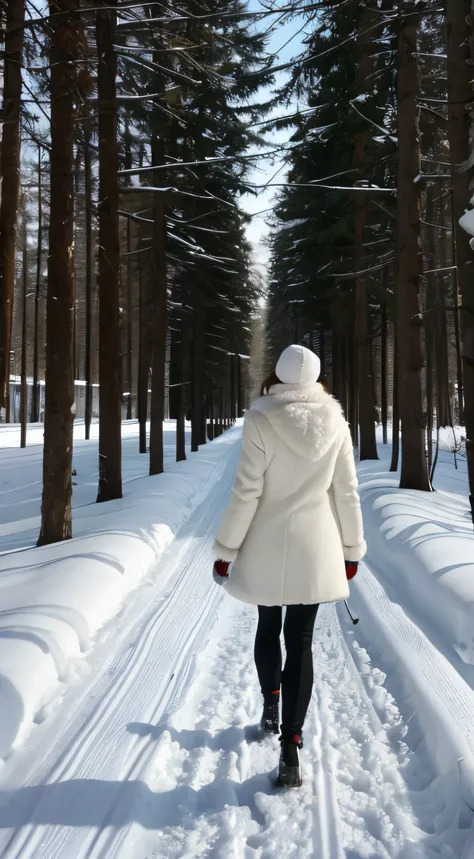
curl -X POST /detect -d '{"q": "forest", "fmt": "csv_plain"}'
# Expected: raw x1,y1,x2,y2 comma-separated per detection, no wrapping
0,0,473,545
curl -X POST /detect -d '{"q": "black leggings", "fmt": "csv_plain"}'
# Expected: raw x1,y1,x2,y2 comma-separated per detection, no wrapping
254,604,319,737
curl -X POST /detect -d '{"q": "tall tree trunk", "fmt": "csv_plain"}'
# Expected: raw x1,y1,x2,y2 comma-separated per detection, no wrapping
230,353,236,424
126,220,133,421
137,266,151,454
84,128,93,440
20,238,27,448
149,137,167,476
381,298,388,444
176,308,187,462
0,0,25,409
353,4,378,461
435,194,452,429
237,354,243,417
396,6,431,491
38,0,84,545
191,298,204,452
390,325,400,472
208,389,214,441
426,312,434,476
447,0,474,518
32,145,42,424
96,0,122,502
124,125,133,422
348,314,358,446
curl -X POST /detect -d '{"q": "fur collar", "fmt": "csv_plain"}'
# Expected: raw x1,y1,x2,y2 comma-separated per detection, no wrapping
250,383,346,461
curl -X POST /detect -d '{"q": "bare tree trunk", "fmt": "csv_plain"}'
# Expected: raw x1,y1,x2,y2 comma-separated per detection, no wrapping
96,0,122,502
124,126,133,422
348,316,358,446
149,137,167,476
396,6,431,491
176,309,187,462
84,128,93,440
237,354,243,417
353,5,378,461
390,325,400,473
426,311,434,476
381,298,388,444
20,238,27,448
137,266,151,454
191,298,204,452
126,219,133,421
208,388,214,440
32,145,42,424
447,0,474,518
39,0,84,545
0,0,25,409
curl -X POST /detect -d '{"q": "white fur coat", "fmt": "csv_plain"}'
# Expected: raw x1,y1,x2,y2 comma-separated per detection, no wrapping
214,383,366,607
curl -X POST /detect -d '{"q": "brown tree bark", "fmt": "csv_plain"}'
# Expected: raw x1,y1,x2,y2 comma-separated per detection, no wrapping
20,238,27,449
124,126,133,422
0,0,25,409
237,354,243,417
149,137,167,476
176,307,187,462
353,4,378,461
390,325,400,473
191,298,204,452
38,0,85,545
96,0,123,502
381,298,388,444
137,266,151,454
126,220,133,421
396,6,431,491
447,0,474,518
84,128,93,440
32,145,43,424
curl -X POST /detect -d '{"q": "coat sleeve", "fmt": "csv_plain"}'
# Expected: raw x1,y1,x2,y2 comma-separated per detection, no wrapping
213,415,266,562
330,425,367,562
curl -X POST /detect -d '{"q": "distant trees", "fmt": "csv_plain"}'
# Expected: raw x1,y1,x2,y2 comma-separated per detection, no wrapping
0,0,25,415
2,0,265,542
267,0,474,513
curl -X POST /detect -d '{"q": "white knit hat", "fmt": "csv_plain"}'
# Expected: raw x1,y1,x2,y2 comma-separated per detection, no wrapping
276,345,321,386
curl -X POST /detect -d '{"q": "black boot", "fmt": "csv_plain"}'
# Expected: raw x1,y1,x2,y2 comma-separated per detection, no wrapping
277,734,303,788
260,694,280,734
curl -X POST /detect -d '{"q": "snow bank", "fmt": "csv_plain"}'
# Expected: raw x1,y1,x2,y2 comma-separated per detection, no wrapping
356,449,474,809
359,464,474,671
0,429,239,760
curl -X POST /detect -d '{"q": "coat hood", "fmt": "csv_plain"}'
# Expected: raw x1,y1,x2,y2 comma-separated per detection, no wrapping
250,383,346,461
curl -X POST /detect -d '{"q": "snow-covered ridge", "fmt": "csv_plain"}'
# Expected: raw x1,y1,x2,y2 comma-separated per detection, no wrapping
0,423,239,760
357,445,474,811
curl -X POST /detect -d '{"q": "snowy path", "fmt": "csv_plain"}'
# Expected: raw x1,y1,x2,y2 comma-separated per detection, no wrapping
0,433,473,856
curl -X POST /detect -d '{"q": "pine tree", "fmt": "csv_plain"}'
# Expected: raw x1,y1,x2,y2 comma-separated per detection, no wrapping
39,0,86,545
447,0,474,520
396,3,431,491
0,0,25,413
96,0,123,502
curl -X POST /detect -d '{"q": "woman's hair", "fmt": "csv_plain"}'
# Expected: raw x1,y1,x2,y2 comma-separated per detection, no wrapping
260,369,281,397
319,376,329,393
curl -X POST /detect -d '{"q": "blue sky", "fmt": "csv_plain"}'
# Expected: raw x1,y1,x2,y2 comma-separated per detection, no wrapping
242,2,306,278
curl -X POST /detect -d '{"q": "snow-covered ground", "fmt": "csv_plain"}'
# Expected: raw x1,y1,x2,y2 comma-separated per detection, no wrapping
0,421,473,857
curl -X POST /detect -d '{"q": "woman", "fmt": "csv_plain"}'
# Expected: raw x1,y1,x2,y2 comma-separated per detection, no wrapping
212,344,366,787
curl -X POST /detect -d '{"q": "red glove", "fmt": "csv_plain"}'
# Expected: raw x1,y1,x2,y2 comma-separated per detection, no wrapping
345,561,359,581
213,560,231,584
